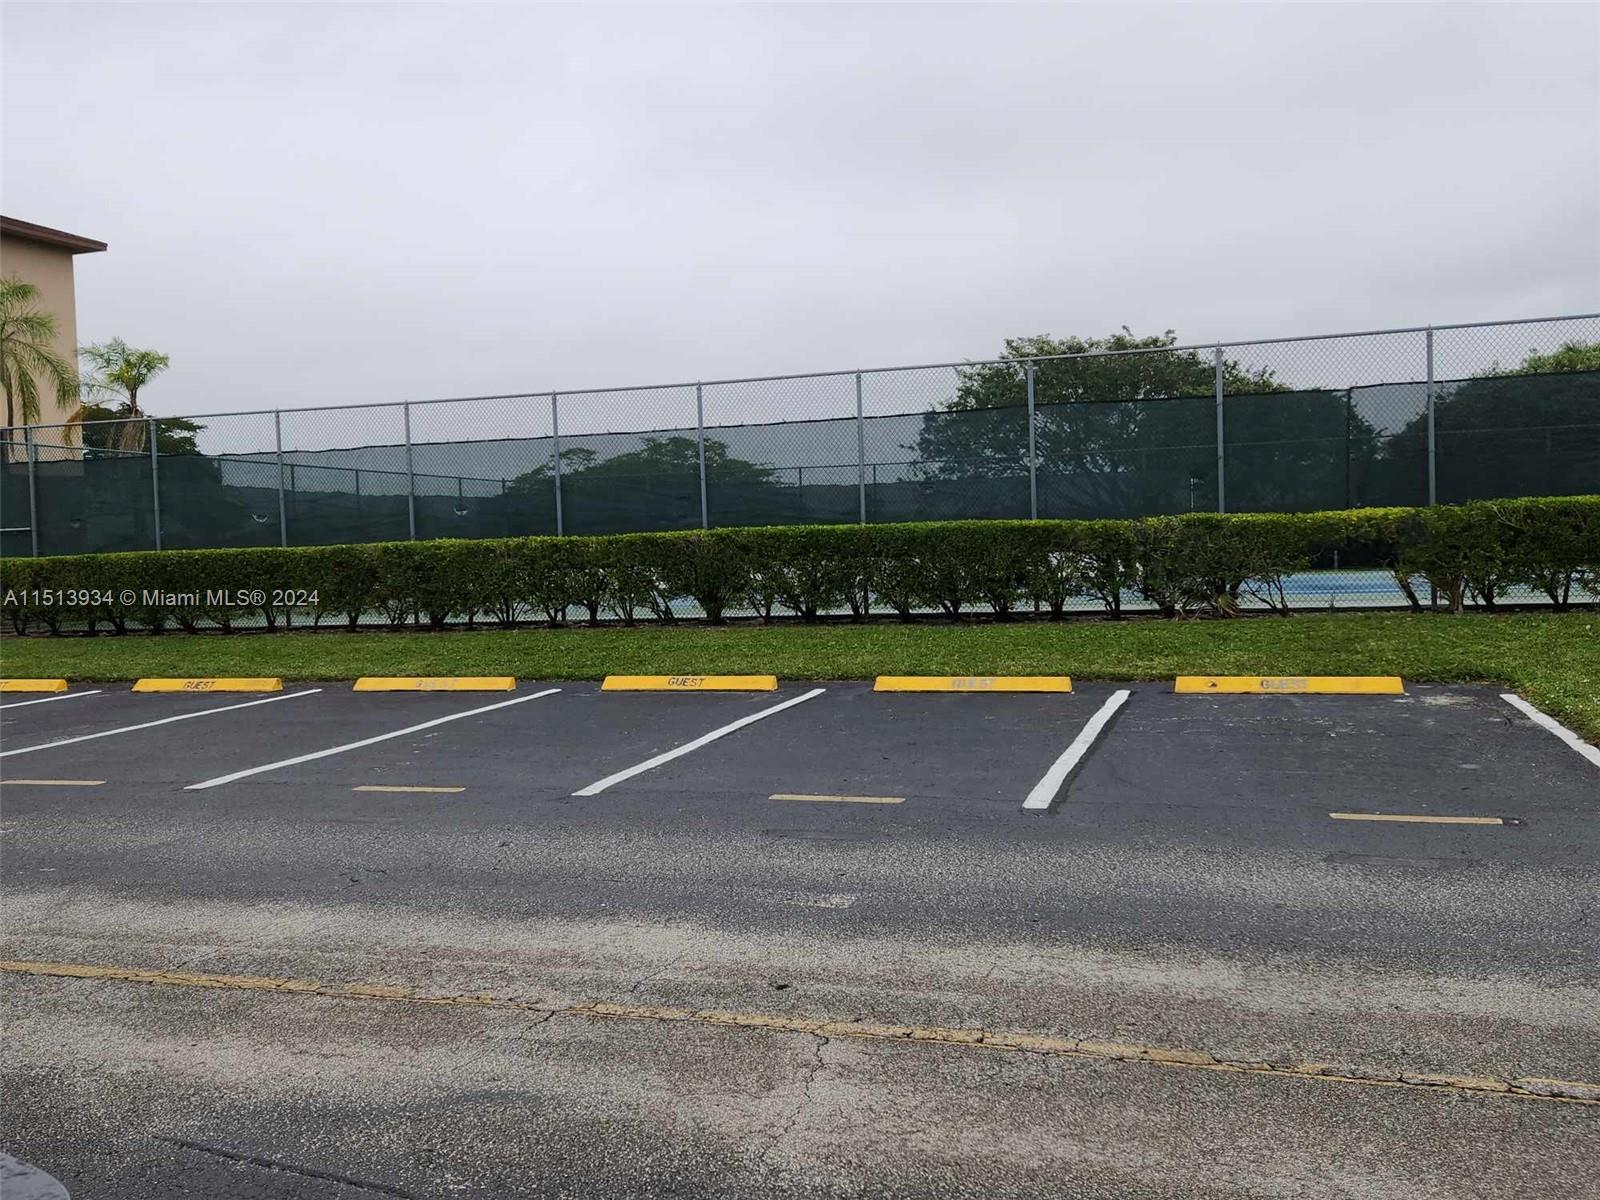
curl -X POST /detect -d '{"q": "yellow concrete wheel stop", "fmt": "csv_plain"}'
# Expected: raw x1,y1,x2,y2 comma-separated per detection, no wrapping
601,675,778,692
0,679,69,693
131,678,284,693
353,677,516,692
1174,676,1403,695
873,676,1073,693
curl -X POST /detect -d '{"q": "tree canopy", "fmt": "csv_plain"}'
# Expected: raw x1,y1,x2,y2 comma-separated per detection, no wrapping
1374,340,1600,503
502,434,786,531
80,338,171,415
76,338,173,451
913,330,1383,516
0,276,78,430
1489,341,1600,376
506,435,778,492
76,401,205,456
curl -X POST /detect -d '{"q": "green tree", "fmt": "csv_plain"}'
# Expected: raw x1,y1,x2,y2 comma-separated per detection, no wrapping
1375,340,1600,503
914,330,1380,516
505,435,782,531
79,337,172,451
80,337,170,416
0,275,79,431
1491,341,1600,375
506,435,781,493
76,400,205,456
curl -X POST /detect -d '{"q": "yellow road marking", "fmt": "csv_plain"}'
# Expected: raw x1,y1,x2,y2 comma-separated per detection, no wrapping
132,678,283,693
3,958,1594,1105
770,793,905,804
1175,675,1404,695
0,679,69,693
602,675,778,692
0,779,106,787
353,677,515,692
1330,812,1505,825
874,676,1072,693
352,785,466,794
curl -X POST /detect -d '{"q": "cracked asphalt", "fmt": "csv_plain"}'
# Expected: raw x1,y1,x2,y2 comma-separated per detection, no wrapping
2,680,1597,1198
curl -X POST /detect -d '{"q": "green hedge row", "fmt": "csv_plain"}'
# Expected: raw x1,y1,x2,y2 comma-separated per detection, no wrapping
2,497,1596,635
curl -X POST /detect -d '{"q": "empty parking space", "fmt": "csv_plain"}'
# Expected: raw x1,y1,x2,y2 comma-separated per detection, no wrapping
0,688,323,772
1058,684,1596,854
184,688,562,790
0,686,132,739
0,687,557,794
169,684,814,800
0,686,296,744
0,687,103,712
604,682,1125,812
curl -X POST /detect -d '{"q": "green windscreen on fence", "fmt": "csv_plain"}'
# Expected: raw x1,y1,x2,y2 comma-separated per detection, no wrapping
4,369,1595,556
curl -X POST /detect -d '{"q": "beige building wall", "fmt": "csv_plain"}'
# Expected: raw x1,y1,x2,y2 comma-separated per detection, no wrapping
1,217,107,454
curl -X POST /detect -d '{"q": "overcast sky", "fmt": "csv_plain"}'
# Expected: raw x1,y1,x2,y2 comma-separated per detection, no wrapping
3,1,1597,432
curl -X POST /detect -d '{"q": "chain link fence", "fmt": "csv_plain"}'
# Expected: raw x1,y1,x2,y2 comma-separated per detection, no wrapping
3,313,1596,611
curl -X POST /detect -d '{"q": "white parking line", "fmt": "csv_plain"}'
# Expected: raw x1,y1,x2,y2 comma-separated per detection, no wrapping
573,688,827,796
0,690,322,759
185,688,561,791
1022,689,1131,811
0,689,104,711
0,779,107,787
1500,693,1600,769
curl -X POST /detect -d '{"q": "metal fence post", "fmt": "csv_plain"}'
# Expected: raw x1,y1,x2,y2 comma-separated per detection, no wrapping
550,393,564,535
24,426,39,557
1343,389,1354,510
696,382,708,530
148,417,162,550
1213,346,1226,513
274,410,288,547
1025,361,1038,519
403,402,417,540
855,371,866,524
1425,328,1437,506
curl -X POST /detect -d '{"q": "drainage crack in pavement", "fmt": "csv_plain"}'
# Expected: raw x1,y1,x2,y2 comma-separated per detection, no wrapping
7,958,1598,1106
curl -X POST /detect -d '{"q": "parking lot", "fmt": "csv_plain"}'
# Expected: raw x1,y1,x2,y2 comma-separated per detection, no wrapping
3,677,1598,1198
3,677,1594,849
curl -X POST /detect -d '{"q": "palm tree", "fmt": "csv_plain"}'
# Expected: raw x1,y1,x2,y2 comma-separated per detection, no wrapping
0,275,79,432
80,337,172,451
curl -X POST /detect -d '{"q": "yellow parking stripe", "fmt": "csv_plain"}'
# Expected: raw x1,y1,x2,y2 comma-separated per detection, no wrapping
0,679,69,693
602,675,778,692
4,958,1596,1105
1175,675,1404,695
874,676,1072,693
352,785,466,794
770,793,905,804
1330,812,1505,825
353,677,515,692
0,779,105,787
132,678,283,693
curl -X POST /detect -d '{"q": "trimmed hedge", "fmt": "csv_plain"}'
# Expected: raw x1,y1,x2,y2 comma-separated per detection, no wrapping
2,497,1596,636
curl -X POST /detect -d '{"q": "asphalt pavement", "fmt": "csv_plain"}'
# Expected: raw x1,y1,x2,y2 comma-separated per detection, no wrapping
2,680,1596,1198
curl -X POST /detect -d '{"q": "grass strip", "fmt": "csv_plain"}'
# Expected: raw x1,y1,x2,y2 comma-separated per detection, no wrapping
2,611,1596,739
